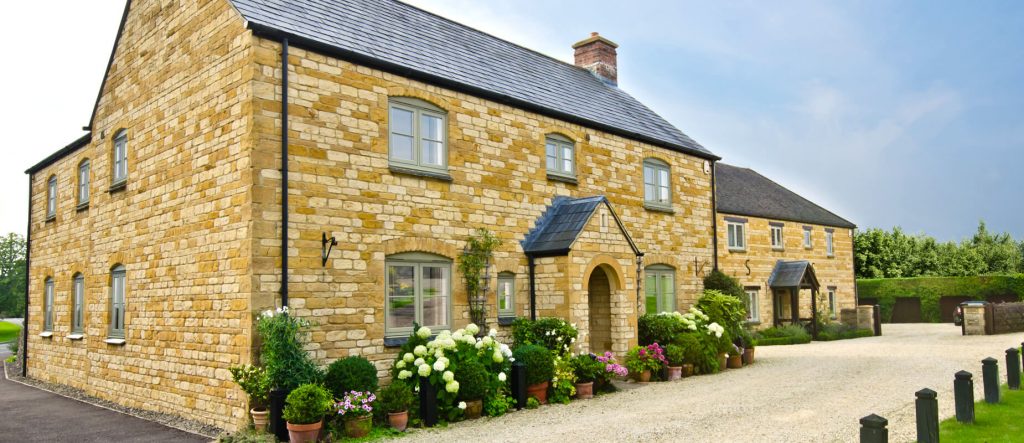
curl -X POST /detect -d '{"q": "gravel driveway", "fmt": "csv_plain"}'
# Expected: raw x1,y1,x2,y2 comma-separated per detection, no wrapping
402,324,1024,442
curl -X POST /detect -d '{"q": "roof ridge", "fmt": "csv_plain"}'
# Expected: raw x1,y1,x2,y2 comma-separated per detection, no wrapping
717,163,855,228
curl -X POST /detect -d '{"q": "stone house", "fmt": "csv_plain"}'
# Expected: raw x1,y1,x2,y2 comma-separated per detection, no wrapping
22,0,723,430
714,163,857,330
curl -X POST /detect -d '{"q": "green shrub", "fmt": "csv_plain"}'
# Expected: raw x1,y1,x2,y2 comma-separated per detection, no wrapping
229,365,271,410
703,269,747,300
697,290,747,337
570,354,605,382
8,338,18,355
755,336,811,346
283,384,333,425
525,397,540,409
817,323,874,341
755,325,812,346
664,344,685,366
257,311,321,391
512,344,554,386
638,314,686,347
378,380,414,413
511,318,578,356
857,275,1024,323
454,359,489,401
324,356,379,399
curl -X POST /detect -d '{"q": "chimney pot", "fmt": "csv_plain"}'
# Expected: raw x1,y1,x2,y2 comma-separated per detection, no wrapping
573,32,619,86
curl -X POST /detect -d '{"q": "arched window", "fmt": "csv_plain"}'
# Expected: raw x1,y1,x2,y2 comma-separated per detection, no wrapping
385,252,451,337
109,265,126,339
545,133,575,179
112,129,128,185
43,278,54,332
72,274,85,335
497,272,515,320
644,264,675,314
46,175,57,219
643,158,671,209
388,97,447,173
78,159,91,207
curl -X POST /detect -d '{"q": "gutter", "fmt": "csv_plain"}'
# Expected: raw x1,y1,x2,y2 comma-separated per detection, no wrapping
22,175,31,377
245,24,721,163
280,38,289,308
710,160,719,271
527,256,536,321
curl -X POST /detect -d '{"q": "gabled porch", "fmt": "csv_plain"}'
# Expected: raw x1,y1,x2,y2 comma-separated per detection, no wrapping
768,260,821,339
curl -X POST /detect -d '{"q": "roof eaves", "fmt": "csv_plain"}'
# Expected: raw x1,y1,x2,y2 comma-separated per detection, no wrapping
716,209,857,230
26,133,93,175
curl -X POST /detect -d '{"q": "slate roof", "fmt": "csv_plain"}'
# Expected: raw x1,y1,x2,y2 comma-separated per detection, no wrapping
522,196,638,256
715,163,855,229
228,0,716,160
767,260,819,289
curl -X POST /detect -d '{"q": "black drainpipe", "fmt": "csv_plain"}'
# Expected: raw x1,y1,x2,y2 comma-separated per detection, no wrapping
280,38,289,308
22,174,32,377
527,255,536,321
710,160,719,271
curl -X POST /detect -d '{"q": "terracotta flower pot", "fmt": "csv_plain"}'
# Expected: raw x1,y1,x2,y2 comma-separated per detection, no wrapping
743,347,755,365
464,399,483,419
526,381,549,404
388,410,408,432
637,369,652,383
250,408,269,431
718,353,728,370
667,366,682,381
575,381,594,399
344,415,372,438
286,420,322,443
727,354,743,369
681,363,694,377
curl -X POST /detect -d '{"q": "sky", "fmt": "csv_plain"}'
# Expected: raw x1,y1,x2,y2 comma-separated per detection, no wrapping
0,0,1021,242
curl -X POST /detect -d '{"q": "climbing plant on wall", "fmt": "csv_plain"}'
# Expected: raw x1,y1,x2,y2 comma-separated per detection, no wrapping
458,228,501,331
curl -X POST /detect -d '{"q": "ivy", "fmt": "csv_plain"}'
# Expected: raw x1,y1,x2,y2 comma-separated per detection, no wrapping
458,229,501,327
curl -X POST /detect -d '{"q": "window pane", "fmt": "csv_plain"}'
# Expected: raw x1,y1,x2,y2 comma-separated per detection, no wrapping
421,140,443,166
421,266,449,328
420,114,443,141
727,225,735,247
390,107,414,136
390,134,414,161
659,184,670,203
388,265,415,297
659,273,674,312
737,225,744,248
546,143,557,170
644,166,654,185
645,275,658,313
387,297,416,329
658,169,669,187
645,183,657,201
561,146,573,173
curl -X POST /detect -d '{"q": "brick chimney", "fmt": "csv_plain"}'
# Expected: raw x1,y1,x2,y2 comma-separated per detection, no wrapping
573,32,619,86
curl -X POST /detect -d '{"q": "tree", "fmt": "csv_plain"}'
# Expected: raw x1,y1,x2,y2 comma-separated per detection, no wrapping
702,269,746,300
0,233,27,317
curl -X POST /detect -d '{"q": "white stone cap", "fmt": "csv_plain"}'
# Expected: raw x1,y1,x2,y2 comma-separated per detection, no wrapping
39,331,53,338
103,338,126,345
67,334,84,340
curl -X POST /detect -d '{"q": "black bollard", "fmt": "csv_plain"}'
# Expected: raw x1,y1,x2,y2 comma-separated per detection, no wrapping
268,388,290,442
872,305,882,336
954,370,975,424
915,388,939,443
511,361,527,410
859,414,888,443
419,376,438,427
1007,348,1021,390
982,357,1000,404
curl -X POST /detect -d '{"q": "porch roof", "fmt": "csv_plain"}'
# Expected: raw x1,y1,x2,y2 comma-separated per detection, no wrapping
767,260,820,289
522,196,639,257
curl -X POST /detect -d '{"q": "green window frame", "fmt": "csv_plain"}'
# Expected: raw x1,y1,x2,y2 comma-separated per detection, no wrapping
78,159,90,207
72,274,85,334
46,175,57,219
109,265,126,339
388,97,448,173
770,224,784,250
497,272,515,318
644,265,675,314
112,130,128,184
803,226,813,249
643,158,671,208
727,221,746,251
545,134,575,179
744,288,760,322
43,278,54,332
385,252,452,338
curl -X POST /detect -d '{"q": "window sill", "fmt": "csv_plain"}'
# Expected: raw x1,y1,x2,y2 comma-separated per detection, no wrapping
745,320,761,326
546,173,578,185
388,165,452,182
108,180,127,193
728,248,746,253
104,338,126,345
383,336,408,348
76,202,89,212
771,247,784,252
67,333,84,340
39,331,53,338
643,203,674,214
827,254,835,258
498,316,515,326
44,215,56,223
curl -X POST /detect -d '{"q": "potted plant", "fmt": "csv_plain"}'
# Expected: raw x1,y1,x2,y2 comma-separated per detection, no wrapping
335,390,376,438
738,328,756,365
624,343,667,383
512,344,554,404
282,384,333,443
676,333,700,377
455,359,488,419
229,365,271,431
570,354,604,399
663,344,685,381
378,380,414,431
727,343,744,369
257,308,321,440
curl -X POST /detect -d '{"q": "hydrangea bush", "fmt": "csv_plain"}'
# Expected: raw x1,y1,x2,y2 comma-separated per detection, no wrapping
510,318,579,357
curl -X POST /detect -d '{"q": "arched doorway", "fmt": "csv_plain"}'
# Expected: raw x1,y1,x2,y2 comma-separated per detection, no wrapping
588,266,613,353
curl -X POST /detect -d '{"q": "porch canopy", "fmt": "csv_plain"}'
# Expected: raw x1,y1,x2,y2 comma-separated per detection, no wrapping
767,260,821,338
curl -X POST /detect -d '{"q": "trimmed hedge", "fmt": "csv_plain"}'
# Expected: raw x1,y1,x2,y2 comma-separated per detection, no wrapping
857,275,1024,323
756,336,811,346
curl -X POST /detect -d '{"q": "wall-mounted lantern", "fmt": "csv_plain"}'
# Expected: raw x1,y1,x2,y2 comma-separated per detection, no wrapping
321,232,337,267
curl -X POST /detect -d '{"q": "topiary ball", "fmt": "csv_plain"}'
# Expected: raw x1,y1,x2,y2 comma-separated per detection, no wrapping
324,356,379,399
512,344,554,386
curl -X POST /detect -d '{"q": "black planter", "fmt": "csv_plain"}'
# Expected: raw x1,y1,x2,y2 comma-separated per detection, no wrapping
269,388,290,441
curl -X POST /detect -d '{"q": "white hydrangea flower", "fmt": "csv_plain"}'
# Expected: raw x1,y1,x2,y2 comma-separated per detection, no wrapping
509,357,515,363
498,372,507,382
433,359,446,372
414,358,425,368
262,310,274,318
492,351,504,363
398,370,412,380
395,360,406,369
403,353,415,363
416,326,432,339
488,328,497,337
452,331,465,341
475,340,484,349
413,345,427,357
446,380,460,393
443,371,455,382
465,323,480,336
418,363,432,377
458,401,467,410
482,336,493,346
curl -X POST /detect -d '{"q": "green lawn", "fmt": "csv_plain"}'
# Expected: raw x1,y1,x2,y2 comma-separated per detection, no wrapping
0,321,20,343
939,385,1024,442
